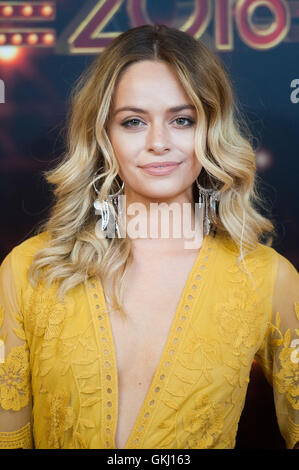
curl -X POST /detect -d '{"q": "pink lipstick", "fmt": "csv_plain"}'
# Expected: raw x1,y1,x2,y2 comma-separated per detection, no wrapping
139,161,181,176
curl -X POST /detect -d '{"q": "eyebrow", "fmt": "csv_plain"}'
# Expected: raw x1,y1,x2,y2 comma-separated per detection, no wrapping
113,104,196,116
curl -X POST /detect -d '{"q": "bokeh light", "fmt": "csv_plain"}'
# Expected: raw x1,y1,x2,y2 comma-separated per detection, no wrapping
11,34,23,45
256,148,273,171
2,5,13,16
42,33,55,45
41,5,53,17
0,46,19,62
0,34,7,45
27,33,39,45
22,5,34,17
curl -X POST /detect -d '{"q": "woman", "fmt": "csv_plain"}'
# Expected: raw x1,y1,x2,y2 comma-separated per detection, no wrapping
0,24,298,450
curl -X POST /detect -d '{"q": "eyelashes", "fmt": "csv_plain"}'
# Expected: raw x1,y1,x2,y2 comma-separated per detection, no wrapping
121,117,195,129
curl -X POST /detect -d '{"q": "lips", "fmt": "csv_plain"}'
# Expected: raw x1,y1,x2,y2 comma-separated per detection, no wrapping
140,161,181,168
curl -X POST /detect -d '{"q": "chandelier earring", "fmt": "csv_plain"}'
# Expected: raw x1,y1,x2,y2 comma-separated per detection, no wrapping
93,173,125,238
195,177,220,236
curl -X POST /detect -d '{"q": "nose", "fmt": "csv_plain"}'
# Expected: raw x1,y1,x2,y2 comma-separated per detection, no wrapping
147,122,170,154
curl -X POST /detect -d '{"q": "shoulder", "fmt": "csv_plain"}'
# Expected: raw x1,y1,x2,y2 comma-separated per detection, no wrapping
216,229,279,266
0,231,51,298
9,231,51,264
215,230,297,285
2,231,51,279
274,251,298,282
272,252,298,314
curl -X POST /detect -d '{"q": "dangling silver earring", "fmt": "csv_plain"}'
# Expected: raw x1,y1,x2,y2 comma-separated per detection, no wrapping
93,175,125,239
195,177,220,236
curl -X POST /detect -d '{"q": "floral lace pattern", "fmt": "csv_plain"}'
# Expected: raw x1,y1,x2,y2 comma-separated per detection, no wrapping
0,344,30,411
0,230,298,449
270,312,299,410
0,422,33,449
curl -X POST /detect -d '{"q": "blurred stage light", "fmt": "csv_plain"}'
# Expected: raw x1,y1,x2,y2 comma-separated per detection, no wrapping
42,32,54,45
0,34,6,45
27,33,38,45
0,46,19,62
22,5,33,17
256,148,273,171
0,2,55,20
41,5,53,17
11,33,23,45
2,5,13,16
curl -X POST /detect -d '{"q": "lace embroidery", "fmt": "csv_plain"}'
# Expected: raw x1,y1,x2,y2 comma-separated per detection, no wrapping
1,231,297,449
44,389,73,448
269,311,299,410
0,304,3,329
287,415,299,449
183,394,225,449
26,284,68,339
213,254,269,402
0,344,30,411
0,422,33,449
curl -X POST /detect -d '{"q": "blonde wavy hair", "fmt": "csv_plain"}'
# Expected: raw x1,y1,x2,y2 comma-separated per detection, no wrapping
29,24,276,317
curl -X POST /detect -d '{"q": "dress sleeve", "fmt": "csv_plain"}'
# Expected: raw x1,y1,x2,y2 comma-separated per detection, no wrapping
254,252,299,449
0,250,34,449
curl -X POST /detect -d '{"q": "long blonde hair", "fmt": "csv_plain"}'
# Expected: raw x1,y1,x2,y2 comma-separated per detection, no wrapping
29,24,276,316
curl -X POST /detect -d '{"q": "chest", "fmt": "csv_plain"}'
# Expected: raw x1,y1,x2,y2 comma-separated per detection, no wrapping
107,253,199,380
104,253,199,448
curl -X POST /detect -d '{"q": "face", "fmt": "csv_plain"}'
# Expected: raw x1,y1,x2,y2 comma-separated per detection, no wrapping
107,60,202,206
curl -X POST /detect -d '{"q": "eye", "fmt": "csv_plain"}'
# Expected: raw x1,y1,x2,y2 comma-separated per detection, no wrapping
121,118,143,128
120,116,195,129
174,117,195,127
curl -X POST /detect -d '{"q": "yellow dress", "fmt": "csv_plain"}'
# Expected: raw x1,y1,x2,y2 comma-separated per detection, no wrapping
0,229,298,449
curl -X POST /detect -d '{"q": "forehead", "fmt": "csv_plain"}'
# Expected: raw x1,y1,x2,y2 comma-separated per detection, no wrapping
112,60,190,107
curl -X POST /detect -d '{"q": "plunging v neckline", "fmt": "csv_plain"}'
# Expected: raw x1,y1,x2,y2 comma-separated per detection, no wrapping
90,231,216,449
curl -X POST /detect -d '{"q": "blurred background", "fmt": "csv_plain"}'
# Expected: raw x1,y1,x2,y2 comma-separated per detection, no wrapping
0,0,298,449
